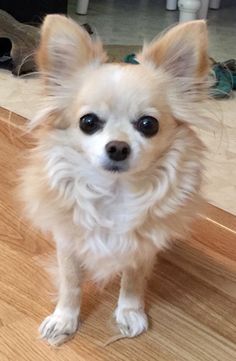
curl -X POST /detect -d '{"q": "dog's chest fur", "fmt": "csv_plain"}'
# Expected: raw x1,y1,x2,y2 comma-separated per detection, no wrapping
46,152,158,279
45,145,153,234
75,178,145,231
56,176,157,281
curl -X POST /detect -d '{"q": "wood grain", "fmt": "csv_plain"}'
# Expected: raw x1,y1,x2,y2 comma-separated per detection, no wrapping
0,107,236,361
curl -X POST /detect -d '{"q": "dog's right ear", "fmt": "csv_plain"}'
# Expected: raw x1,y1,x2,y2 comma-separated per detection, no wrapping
37,15,106,82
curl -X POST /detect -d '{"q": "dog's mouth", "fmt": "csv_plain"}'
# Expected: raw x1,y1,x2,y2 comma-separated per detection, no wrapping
102,162,129,173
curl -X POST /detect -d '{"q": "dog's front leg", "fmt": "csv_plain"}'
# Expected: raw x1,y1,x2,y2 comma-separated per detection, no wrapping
115,259,155,338
39,236,82,346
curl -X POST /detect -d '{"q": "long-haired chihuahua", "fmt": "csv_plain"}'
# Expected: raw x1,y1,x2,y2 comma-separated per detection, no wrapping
20,16,211,346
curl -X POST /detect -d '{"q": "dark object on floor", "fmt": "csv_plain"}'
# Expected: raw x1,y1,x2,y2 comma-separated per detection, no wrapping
0,38,13,70
0,10,94,76
0,0,67,24
105,45,141,63
210,58,236,98
83,23,94,35
124,53,139,65
0,10,40,75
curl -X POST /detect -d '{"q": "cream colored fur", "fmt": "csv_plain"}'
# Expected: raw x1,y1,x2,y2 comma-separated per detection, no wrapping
19,16,211,346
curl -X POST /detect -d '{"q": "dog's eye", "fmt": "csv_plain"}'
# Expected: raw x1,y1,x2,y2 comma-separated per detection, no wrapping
79,113,103,135
134,116,159,137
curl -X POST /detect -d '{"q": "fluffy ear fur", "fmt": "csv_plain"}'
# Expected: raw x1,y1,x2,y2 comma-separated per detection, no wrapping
37,15,107,83
32,15,107,130
138,20,209,80
137,21,212,128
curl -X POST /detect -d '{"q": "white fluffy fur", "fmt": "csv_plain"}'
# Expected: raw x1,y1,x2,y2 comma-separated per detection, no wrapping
19,16,211,345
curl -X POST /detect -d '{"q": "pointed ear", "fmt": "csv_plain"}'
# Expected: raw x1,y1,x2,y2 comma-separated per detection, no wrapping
137,21,213,128
37,15,107,81
137,20,209,80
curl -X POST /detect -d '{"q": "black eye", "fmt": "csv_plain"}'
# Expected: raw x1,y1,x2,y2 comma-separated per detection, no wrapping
134,116,159,137
79,113,103,135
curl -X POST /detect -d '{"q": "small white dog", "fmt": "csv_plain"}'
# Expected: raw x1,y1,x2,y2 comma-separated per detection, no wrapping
20,16,210,346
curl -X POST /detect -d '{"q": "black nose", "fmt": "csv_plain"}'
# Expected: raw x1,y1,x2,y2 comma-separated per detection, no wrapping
105,141,131,161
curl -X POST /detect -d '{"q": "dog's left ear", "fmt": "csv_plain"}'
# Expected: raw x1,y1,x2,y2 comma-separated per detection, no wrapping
37,15,106,82
137,21,213,128
138,20,209,80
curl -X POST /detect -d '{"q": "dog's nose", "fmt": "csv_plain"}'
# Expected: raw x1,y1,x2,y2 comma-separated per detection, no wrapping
105,141,131,161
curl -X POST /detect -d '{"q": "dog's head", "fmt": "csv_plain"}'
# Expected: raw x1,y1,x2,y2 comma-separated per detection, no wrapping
34,16,209,176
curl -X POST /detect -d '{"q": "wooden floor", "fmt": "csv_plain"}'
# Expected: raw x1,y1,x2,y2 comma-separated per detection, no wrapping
0,107,236,361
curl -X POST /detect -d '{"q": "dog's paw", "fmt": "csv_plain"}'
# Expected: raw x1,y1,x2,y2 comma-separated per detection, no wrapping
39,309,79,346
115,307,148,337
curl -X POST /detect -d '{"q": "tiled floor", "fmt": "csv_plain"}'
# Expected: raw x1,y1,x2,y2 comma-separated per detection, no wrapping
68,0,236,60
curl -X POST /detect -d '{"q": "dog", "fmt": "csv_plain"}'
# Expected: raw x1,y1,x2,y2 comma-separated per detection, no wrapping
19,15,210,346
